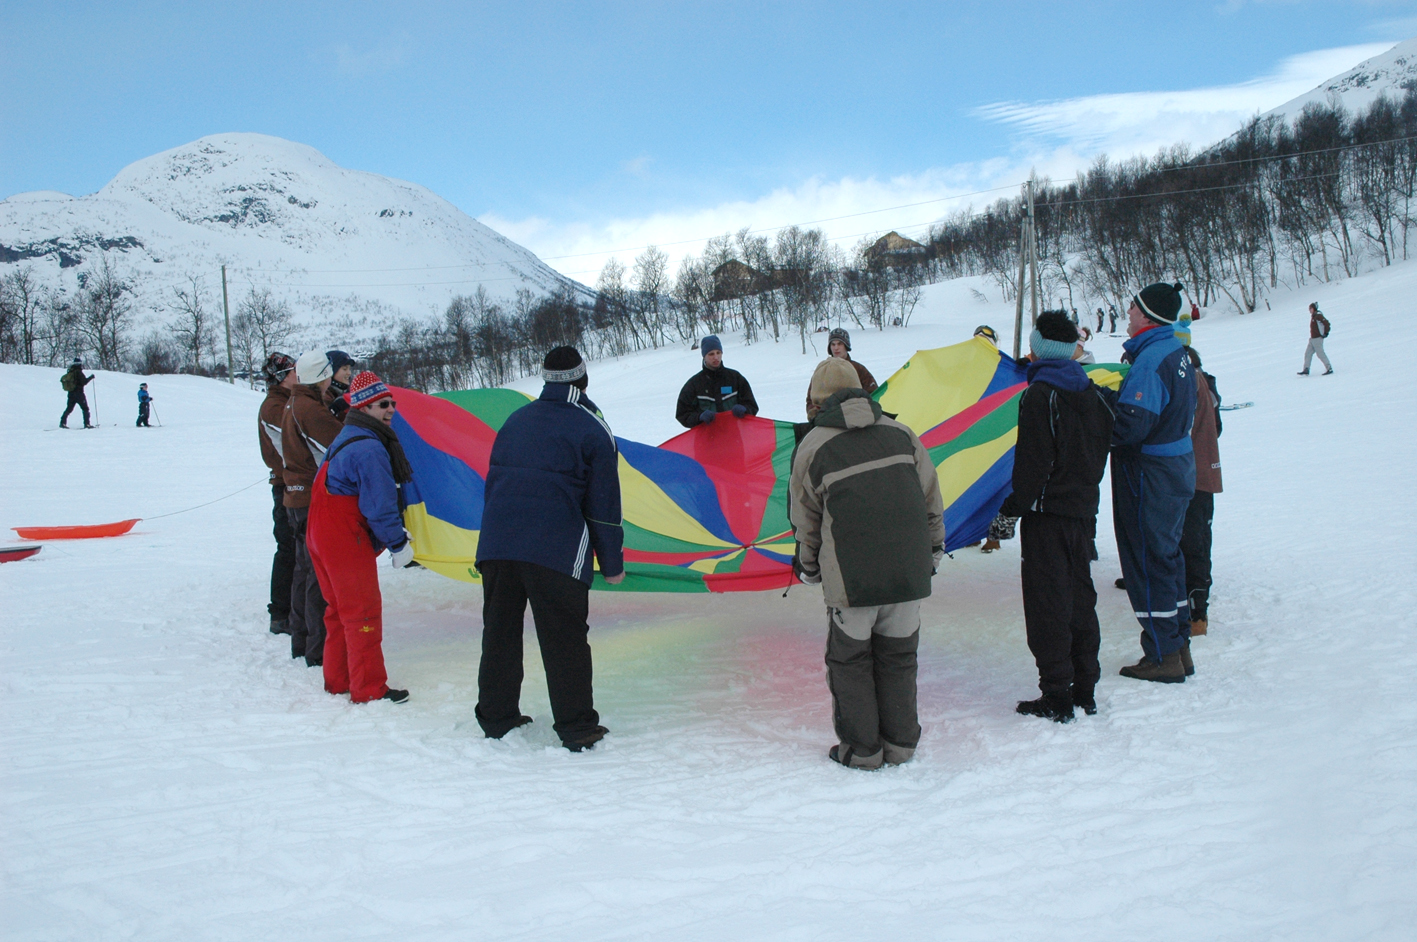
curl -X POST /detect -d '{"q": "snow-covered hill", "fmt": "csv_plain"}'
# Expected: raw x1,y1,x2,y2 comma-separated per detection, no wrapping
1263,36,1417,121
3,255,1415,939
0,133,586,342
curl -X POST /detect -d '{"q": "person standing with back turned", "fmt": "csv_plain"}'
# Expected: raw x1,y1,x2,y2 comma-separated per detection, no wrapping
475,346,625,752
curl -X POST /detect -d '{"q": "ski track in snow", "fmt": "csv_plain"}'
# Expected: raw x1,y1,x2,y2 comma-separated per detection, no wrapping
2,270,1415,941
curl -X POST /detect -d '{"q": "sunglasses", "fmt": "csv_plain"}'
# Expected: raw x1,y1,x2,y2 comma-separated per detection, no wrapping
373,399,397,410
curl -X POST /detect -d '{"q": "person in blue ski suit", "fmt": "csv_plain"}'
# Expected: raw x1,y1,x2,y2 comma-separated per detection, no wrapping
1112,282,1197,683
136,383,153,427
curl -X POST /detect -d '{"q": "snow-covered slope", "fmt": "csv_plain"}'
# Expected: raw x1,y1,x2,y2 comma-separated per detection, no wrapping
0,133,585,340
1263,37,1417,121
2,263,1414,939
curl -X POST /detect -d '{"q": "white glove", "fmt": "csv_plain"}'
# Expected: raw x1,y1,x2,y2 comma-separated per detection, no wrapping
390,541,415,569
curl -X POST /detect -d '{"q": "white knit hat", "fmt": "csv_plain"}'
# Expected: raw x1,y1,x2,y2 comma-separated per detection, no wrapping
295,349,333,385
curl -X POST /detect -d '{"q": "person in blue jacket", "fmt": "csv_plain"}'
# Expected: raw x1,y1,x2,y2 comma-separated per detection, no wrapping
136,383,153,427
1112,282,1198,683
475,346,625,752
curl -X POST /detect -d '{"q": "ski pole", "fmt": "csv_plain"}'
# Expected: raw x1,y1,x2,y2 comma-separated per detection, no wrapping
92,375,99,424
152,403,162,427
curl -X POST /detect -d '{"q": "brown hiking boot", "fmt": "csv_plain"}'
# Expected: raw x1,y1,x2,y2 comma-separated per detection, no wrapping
1179,642,1195,677
1119,652,1186,683
1190,617,1207,636
981,538,1001,553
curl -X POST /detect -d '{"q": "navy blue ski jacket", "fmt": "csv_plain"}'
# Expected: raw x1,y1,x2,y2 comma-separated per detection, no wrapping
321,426,408,552
476,383,625,584
1113,325,1197,459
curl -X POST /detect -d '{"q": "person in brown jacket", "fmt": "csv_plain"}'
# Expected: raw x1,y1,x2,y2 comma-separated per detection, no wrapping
804,328,877,420
258,352,298,636
282,350,344,666
1182,346,1222,638
1298,302,1333,375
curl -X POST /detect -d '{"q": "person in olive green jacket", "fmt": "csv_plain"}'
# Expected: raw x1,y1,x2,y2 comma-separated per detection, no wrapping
790,358,944,771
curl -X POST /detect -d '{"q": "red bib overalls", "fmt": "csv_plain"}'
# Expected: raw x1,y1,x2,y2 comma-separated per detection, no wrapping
307,459,389,703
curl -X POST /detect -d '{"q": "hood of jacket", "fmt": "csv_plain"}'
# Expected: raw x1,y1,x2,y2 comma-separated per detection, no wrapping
1026,357,1090,392
813,388,883,430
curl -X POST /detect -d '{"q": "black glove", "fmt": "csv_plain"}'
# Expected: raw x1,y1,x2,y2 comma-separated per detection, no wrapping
731,404,747,417
793,554,821,585
700,410,716,425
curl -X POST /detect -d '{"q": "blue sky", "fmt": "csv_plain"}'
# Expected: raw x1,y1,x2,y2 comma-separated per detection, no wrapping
2,1,1413,276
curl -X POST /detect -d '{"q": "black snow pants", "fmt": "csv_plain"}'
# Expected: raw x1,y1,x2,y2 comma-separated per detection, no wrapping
1020,512,1101,697
136,402,150,427
475,560,600,745
268,484,296,622
1180,490,1214,620
824,602,922,758
285,505,327,665
61,392,90,426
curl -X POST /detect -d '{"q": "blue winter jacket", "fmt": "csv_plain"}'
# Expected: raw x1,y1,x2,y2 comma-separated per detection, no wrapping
476,383,625,584
1113,326,1197,459
137,388,152,404
321,426,408,552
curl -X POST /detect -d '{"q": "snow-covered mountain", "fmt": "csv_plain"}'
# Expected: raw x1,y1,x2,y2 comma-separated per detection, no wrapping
1263,37,1417,122
0,133,586,342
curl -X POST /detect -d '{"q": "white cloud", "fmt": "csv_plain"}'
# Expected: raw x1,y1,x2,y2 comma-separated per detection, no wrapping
333,37,410,78
486,42,1396,281
974,42,1395,156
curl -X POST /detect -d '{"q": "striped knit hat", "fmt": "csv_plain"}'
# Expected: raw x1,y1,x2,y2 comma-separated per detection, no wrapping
346,371,392,409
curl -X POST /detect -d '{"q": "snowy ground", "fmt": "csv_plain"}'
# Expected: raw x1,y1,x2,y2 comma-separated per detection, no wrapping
2,268,1415,941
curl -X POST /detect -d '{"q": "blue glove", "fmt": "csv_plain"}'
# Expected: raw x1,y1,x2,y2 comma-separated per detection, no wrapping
731,404,747,418
699,410,716,425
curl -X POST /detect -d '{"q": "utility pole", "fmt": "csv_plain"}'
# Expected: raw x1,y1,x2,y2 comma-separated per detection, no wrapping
1011,176,1041,360
221,264,234,384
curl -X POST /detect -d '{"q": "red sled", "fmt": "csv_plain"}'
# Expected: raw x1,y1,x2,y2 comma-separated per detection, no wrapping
0,545,42,563
12,518,140,540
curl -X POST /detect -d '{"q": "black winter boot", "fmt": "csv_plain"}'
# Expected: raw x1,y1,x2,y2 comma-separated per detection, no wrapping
1179,642,1195,677
564,725,608,752
1114,577,1126,590
829,744,885,770
1071,686,1097,715
1016,692,1075,723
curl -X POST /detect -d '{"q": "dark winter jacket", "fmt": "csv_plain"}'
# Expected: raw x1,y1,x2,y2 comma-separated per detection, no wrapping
999,359,1115,521
1112,325,1197,461
790,389,945,609
1192,370,1223,494
804,357,878,419
324,381,350,420
259,383,291,484
281,383,345,508
1310,311,1331,339
63,366,93,396
321,426,408,552
676,364,759,427
477,383,624,585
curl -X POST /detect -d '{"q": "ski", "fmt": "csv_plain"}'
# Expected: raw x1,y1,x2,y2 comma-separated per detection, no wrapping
1218,402,1254,411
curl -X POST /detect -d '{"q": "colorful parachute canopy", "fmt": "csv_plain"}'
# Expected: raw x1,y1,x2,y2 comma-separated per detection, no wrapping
393,335,1124,593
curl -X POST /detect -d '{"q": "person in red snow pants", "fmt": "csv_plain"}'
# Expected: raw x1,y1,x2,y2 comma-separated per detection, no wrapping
306,370,414,705
308,463,389,701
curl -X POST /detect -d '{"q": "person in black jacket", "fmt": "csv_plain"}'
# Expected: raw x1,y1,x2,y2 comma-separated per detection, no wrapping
999,312,1116,722
60,358,95,428
675,335,758,428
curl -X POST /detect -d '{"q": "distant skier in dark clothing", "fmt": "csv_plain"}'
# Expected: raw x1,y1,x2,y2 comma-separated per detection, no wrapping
475,346,625,752
308,371,413,705
60,358,95,428
999,312,1116,722
1108,305,1118,334
1095,308,1105,333
259,352,298,635
1112,283,1197,684
676,335,759,427
136,384,152,427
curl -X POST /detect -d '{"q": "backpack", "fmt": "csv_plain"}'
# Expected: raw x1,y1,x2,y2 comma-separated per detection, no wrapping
61,371,77,392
